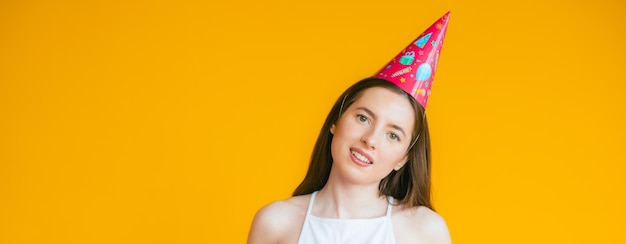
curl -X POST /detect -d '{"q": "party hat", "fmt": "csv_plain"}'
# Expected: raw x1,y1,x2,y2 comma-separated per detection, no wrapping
375,11,451,109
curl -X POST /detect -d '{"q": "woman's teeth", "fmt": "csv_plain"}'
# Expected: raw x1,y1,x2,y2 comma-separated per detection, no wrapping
351,150,372,164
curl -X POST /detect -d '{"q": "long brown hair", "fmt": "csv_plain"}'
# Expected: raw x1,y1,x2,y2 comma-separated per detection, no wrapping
293,77,433,210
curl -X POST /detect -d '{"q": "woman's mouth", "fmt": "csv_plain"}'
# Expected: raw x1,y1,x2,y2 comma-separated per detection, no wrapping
350,149,373,165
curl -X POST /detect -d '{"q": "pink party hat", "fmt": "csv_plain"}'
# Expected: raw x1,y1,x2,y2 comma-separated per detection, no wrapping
375,11,451,109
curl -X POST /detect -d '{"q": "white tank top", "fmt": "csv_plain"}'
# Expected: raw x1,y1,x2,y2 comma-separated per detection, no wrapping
297,191,397,244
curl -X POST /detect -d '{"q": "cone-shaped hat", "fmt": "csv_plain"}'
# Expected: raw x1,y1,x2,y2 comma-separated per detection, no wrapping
375,12,451,109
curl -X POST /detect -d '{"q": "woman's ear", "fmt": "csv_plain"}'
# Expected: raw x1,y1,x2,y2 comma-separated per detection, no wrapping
330,124,336,134
394,155,410,171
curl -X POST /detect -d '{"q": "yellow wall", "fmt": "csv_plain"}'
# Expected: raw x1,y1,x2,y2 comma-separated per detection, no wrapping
1,0,625,243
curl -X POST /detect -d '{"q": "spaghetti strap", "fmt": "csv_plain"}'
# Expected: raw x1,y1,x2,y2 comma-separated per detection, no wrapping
306,191,317,216
297,191,317,244
386,196,394,218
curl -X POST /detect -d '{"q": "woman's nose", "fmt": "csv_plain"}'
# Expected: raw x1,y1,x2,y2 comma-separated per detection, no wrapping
361,130,377,150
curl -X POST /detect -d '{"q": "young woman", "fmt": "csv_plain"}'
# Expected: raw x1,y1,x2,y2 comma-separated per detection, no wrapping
249,12,452,244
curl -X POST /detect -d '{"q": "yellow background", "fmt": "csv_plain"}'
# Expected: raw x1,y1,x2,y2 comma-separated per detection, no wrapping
1,0,625,243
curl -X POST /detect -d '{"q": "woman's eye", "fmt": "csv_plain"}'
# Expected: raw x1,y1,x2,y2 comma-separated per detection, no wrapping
357,114,369,124
388,133,400,141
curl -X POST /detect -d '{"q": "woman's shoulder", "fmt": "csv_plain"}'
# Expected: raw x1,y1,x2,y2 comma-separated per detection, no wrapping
248,194,311,243
392,205,451,244
255,194,310,221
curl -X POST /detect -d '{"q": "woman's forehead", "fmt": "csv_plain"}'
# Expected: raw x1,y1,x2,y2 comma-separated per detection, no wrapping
349,87,415,127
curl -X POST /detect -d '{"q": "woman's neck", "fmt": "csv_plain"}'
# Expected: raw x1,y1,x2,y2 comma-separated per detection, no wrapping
315,173,389,219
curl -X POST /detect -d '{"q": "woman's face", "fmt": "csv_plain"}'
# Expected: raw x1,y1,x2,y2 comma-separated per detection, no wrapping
330,87,415,185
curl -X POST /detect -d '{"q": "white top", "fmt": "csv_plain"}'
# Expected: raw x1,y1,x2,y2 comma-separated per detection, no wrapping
297,191,396,244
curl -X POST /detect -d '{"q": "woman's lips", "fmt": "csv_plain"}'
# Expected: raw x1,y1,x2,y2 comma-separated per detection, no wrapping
349,147,374,166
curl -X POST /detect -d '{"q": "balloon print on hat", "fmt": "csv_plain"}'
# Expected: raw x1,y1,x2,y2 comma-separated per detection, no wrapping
416,63,432,81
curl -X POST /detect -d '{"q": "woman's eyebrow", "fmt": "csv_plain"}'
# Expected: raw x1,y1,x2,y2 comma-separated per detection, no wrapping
356,107,377,120
390,124,406,138
356,107,406,137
